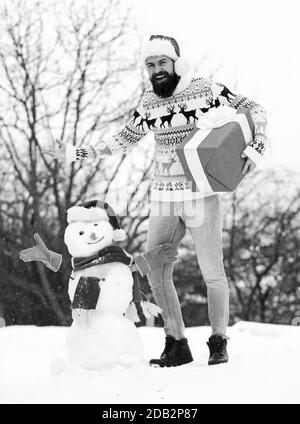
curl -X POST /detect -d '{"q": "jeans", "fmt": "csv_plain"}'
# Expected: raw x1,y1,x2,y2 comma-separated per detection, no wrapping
146,194,229,339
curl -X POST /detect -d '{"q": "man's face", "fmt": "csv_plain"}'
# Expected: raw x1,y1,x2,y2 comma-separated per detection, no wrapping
146,55,180,98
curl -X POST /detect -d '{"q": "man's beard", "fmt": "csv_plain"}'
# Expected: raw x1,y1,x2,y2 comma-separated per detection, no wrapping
151,71,180,98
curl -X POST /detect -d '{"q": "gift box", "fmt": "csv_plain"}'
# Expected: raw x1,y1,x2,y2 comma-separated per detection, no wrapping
176,106,255,192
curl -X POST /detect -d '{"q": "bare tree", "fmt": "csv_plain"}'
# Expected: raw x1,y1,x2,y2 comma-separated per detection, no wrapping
222,168,300,323
172,168,300,326
0,0,151,325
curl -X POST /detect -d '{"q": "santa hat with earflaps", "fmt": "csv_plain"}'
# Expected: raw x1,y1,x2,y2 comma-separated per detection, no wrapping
126,271,162,323
66,200,126,242
142,34,190,77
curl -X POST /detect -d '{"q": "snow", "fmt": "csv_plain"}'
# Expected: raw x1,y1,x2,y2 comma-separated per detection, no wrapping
0,322,299,404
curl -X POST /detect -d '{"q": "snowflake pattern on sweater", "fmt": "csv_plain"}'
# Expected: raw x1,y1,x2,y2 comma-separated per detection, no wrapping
74,76,268,201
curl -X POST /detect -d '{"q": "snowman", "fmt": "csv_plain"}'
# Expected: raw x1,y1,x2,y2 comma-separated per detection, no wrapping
19,200,177,371
63,199,158,370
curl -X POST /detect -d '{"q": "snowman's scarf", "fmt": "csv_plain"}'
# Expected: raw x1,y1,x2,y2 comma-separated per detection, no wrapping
72,245,132,272
71,245,162,323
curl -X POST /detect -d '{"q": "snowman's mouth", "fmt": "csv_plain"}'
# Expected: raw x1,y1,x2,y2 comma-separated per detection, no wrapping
87,236,104,245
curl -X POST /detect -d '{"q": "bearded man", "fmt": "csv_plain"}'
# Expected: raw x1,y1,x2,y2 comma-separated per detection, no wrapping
44,35,268,366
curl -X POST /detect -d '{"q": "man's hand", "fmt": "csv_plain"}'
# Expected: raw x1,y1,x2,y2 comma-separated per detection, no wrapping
19,233,62,272
42,139,67,162
241,152,256,175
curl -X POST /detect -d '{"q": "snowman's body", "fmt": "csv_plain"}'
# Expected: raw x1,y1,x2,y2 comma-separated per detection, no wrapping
64,207,145,370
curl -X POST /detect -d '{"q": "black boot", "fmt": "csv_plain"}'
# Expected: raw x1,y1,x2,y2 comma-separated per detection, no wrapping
207,335,228,366
150,336,193,367
149,335,176,366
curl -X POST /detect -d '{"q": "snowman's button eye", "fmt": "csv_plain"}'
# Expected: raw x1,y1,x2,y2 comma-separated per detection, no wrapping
79,231,84,235
94,223,98,226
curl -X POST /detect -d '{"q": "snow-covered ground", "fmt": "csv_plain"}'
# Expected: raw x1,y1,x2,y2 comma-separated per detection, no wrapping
0,321,299,404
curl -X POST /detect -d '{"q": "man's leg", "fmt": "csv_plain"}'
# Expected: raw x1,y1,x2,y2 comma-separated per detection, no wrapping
146,201,186,340
182,195,229,338
146,201,193,367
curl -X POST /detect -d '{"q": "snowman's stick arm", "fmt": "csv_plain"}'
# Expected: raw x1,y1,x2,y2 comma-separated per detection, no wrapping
132,254,151,277
19,233,63,273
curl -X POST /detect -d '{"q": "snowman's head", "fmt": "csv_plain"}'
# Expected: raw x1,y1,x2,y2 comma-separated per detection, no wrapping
64,200,126,258
64,219,115,257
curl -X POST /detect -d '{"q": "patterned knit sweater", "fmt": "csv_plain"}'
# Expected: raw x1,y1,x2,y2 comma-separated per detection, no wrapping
67,70,268,202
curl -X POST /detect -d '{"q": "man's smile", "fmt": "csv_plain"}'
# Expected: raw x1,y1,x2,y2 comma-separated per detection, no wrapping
155,75,167,82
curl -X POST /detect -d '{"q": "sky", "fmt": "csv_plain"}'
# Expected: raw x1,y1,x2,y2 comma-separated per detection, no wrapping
130,0,300,174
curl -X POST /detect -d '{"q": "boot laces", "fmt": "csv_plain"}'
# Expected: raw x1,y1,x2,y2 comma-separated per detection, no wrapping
209,337,225,354
161,336,176,357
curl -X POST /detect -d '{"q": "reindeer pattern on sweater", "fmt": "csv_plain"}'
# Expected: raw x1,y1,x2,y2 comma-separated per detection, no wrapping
75,76,267,201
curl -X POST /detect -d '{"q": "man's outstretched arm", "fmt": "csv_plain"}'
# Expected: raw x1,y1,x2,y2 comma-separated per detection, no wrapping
43,102,149,162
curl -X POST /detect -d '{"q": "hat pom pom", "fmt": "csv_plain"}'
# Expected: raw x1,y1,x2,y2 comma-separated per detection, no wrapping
113,228,126,242
174,57,190,76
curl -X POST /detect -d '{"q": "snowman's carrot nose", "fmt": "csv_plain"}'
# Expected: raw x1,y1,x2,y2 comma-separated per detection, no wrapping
90,232,97,240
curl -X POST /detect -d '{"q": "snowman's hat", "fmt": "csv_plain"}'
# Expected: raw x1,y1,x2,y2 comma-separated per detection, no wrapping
67,200,126,242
